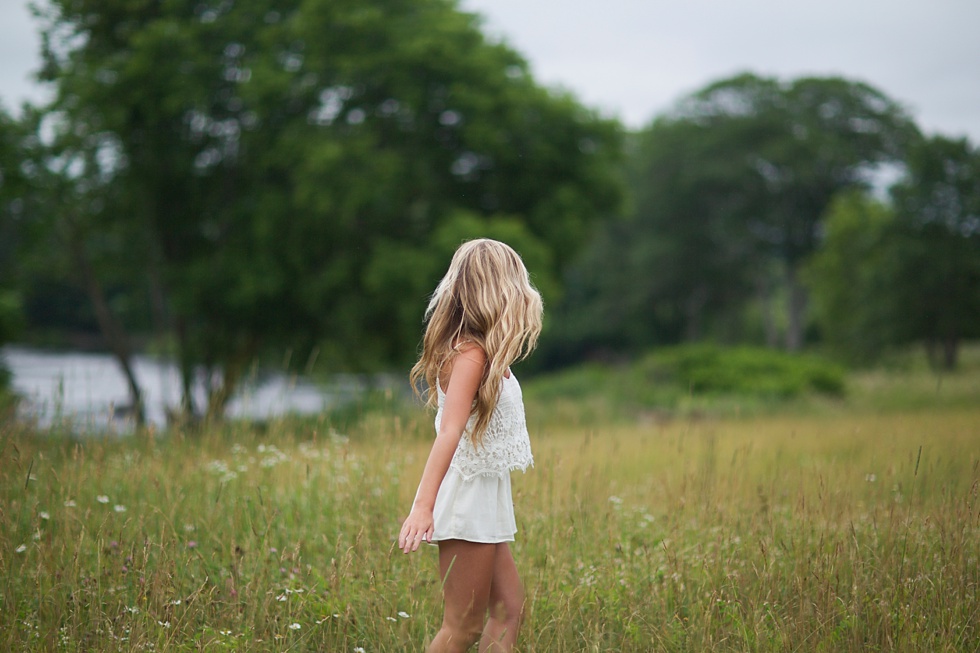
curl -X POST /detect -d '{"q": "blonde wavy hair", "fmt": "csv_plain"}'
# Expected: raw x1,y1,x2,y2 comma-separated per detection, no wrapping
410,239,543,445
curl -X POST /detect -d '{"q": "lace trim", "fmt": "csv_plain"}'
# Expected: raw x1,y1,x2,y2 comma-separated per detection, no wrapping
435,374,534,481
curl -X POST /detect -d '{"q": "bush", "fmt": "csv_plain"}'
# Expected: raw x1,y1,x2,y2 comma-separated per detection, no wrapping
525,344,846,420
642,344,846,398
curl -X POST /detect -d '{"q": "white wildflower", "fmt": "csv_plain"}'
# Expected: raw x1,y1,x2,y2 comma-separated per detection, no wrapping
114,505,127,513
39,511,50,520
289,623,301,630
64,500,76,508
15,544,27,553
398,611,410,619
97,495,110,504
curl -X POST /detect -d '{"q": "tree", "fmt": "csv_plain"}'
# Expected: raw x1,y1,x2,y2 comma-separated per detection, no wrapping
674,74,918,350
29,0,622,419
889,136,980,369
545,120,763,364
804,192,904,364
553,74,919,360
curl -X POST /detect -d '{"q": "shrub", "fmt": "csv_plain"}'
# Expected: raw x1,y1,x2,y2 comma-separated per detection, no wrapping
640,344,846,398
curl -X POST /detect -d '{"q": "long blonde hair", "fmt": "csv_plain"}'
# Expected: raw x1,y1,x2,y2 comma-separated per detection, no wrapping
410,239,543,445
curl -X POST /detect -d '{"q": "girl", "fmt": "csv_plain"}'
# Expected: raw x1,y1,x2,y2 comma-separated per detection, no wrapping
398,239,543,653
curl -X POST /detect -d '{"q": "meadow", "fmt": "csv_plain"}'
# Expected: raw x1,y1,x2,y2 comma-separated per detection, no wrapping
1,349,978,652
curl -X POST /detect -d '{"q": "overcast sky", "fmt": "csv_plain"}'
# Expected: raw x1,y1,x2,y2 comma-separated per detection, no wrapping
2,0,978,140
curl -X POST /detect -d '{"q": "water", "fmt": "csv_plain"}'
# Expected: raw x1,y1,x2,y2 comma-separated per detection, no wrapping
1,345,357,433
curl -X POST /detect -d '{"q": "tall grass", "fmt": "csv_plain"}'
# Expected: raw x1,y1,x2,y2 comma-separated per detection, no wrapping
1,374,978,650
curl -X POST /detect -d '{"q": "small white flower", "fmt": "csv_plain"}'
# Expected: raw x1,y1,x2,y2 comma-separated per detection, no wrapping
64,500,76,508
170,600,182,606
97,495,110,504
114,505,127,513
276,594,287,602
398,611,410,619
125,606,139,614
183,523,196,532
288,623,301,630
39,511,50,520
386,616,397,622
354,648,366,653
219,629,232,636
32,530,41,541
866,473,877,482
157,621,170,628
15,544,27,553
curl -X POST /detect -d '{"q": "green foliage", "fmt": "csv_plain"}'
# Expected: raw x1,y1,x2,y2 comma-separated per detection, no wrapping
645,344,846,397
807,137,980,370
526,344,845,422
804,192,904,364
889,135,980,369
0,291,23,348
21,0,622,416
551,74,918,360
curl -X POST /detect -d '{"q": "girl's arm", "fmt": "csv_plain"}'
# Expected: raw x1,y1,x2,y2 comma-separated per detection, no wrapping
398,346,486,553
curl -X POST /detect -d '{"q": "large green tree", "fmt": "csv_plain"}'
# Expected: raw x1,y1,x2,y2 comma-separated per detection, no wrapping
806,136,980,369
889,136,980,368
672,74,918,350
28,0,621,418
554,74,918,360
804,192,904,364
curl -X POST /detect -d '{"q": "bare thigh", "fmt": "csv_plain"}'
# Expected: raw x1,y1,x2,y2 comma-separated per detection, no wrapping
487,543,523,621
437,540,498,633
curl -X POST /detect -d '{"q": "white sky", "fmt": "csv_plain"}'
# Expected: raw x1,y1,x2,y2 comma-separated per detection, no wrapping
2,0,979,140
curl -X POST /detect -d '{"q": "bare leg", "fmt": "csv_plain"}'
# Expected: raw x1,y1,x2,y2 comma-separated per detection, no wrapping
479,543,523,652
427,540,496,653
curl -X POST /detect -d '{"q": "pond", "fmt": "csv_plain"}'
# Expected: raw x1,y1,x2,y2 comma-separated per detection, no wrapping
1,345,370,433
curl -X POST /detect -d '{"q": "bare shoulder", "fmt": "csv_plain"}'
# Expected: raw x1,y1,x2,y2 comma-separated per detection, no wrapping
441,340,486,389
453,340,487,366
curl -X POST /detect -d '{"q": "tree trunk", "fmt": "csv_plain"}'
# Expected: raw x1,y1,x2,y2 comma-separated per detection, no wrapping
69,235,145,426
942,332,959,370
205,337,258,422
756,276,779,348
175,317,198,420
785,266,807,352
683,285,709,342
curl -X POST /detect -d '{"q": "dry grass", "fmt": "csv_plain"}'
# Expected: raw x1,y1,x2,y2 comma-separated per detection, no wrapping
1,400,978,651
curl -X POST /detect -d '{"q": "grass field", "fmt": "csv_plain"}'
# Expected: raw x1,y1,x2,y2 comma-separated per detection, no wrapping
1,350,978,651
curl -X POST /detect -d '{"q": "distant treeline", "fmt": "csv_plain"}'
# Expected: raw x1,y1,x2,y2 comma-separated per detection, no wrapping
1,0,977,423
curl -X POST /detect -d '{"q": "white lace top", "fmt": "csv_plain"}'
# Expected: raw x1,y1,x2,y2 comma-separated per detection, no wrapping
435,372,534,481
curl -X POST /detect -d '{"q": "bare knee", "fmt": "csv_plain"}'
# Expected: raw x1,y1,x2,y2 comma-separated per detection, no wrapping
432,622,483,652
488,596,523,632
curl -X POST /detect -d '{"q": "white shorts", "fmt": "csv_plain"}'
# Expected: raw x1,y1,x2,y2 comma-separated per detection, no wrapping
430,468,517,544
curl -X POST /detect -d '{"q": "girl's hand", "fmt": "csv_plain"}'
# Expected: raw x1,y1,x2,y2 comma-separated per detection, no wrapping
398,507,434,553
